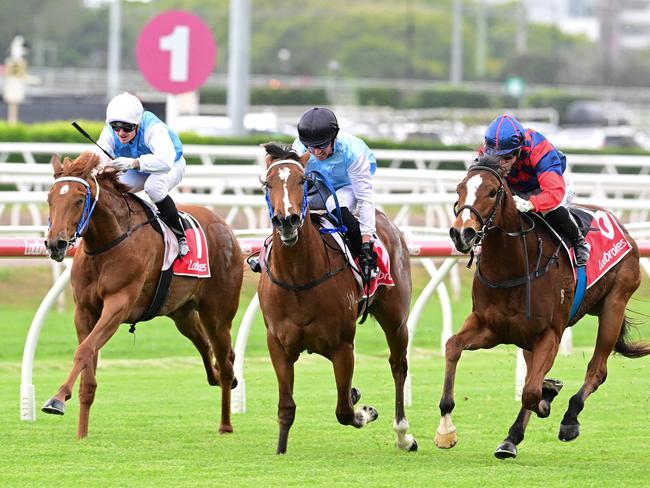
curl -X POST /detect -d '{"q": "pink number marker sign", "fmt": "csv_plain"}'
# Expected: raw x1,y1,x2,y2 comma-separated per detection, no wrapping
136,10,217,94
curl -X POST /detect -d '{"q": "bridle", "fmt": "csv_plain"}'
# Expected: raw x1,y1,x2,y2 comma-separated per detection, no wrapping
453,165,506,246
49,174,100,247
263,159,309,228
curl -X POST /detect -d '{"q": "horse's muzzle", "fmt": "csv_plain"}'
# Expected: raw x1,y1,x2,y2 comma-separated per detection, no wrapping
271,213,302,246
449,226,477,253
46,238,69,262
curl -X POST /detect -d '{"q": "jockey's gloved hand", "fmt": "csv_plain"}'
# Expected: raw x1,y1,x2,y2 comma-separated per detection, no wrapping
110,157,136,172
359,241,378,281
513,195,534,213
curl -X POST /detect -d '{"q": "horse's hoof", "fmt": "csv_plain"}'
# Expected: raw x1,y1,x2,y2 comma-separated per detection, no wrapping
41,398,66,415
219,424,233,434
351,387,361,405
434,430,457,449
494,440,518,459
559,423,580,442
361,405,378,422
408,438,418,452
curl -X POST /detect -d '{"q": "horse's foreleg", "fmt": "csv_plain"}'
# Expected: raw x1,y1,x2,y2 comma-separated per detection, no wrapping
522,328,561,417
266,331,297,454
435,313,497,449
77,354,99,439
560,298,629,442
495,350,562,459
42,297,127,423
331,342,378,428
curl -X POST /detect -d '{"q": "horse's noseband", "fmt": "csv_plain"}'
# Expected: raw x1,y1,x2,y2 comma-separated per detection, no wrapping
50,175,100,246
264,159,309,228
454,165,505,245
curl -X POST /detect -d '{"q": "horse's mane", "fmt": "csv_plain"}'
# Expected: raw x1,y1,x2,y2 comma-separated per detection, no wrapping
263,142,301,164
62,151,130,194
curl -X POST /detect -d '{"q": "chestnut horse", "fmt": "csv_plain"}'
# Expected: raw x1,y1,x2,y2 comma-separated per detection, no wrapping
43,151,243,438
437,156,650,458
258,143,417,454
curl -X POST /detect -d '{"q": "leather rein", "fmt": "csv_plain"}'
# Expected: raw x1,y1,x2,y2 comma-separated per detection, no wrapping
456,165,561,319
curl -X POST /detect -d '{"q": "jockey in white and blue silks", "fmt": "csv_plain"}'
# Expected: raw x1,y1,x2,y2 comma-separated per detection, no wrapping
93,92,189,256
291,107,378,276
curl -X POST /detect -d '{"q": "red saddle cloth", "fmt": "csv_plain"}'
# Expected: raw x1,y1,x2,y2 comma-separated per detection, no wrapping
573,208,632,288
172,213,211,278
355,239,394,298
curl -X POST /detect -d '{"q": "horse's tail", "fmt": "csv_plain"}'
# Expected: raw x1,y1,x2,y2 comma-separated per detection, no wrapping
613,315,650,358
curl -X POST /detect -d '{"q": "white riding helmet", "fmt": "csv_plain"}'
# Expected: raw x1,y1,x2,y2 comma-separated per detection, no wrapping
106,92,144,125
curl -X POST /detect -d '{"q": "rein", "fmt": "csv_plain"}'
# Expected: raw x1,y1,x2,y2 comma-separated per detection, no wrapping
51,175,155,256
459,165,561,319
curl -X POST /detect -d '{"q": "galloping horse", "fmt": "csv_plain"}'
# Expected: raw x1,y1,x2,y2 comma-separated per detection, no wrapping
258,143,417,454
436,156,650,458
43,151,243,438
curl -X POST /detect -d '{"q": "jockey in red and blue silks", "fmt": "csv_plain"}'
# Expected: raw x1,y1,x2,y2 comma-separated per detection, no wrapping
478,114,590,267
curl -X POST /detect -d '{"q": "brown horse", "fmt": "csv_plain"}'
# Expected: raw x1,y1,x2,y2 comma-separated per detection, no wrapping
437,156,650,458
257,143,416,454
43,151,243,438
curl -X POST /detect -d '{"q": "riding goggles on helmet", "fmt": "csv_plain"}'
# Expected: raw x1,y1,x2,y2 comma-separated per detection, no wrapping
307,139,333,150
110,121,137,132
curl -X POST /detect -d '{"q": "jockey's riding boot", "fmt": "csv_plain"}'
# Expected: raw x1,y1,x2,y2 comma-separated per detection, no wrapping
340,207,362,259
155,195,190,257
545,206,590,267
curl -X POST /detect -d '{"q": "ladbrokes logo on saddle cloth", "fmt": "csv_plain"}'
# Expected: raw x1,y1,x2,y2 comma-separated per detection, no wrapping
160,213,210,278
573,208,632,288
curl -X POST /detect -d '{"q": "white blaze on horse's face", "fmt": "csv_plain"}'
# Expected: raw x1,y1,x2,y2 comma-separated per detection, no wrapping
59,184,70,195
277,167,293,216
461,174,483,224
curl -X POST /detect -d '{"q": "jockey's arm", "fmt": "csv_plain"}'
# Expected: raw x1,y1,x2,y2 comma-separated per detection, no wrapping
347,153,376,242
138,123,177,174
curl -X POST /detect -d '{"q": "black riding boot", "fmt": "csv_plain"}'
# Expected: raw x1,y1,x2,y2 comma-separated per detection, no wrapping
155,195,189,257
340,207,362,258
545,206,590,267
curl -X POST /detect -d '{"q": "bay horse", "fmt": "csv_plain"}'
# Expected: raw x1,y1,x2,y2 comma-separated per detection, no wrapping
436,155,650,458
258,143,417,454
43,151,243,438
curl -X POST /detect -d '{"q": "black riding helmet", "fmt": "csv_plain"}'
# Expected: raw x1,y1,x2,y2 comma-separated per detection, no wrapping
297,107,339,147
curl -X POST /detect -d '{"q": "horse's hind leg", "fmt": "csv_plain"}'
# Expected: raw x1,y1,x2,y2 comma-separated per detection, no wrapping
373,305,417,451
559,294,633,442
266,331,298,454
198,299,239,434
170,303,220,386
331,342,378,429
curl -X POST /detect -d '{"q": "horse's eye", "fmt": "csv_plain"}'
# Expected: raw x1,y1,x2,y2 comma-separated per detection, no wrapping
488,189,497,198
73,198,84,207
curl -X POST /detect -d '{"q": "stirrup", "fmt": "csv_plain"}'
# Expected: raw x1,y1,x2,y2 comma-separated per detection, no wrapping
178,237,190,257
247,255,262,273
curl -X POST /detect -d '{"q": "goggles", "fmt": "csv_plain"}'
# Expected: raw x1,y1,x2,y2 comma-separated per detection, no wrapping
110,121,137,133
306,139,332,151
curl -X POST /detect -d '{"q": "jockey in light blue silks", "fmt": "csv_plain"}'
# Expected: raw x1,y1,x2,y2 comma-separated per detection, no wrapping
292,107,379,277
93,92,189,256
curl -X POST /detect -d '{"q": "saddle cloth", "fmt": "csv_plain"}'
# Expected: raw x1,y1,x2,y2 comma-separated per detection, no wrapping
160,212,211,278
538,206,633,289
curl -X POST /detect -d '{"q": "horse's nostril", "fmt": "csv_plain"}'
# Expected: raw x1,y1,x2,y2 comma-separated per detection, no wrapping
55,240,68,252
462,228,476,243
271,215,282,228
289,214,301,228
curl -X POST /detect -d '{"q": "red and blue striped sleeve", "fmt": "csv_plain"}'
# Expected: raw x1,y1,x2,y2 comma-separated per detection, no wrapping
526,131,566,212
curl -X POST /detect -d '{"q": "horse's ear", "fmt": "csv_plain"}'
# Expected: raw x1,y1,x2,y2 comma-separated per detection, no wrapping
299,150,309,167
51,154,63,177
